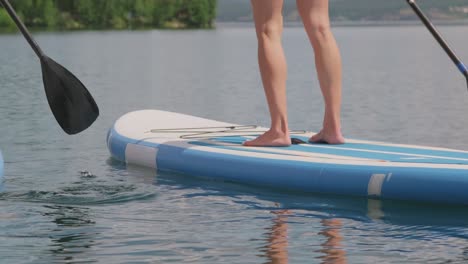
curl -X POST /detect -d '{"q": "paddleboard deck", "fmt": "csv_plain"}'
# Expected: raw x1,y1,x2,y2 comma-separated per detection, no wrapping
107,110,468,205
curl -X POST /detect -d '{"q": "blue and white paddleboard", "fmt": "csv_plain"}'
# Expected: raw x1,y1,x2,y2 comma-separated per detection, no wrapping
107,110,468,205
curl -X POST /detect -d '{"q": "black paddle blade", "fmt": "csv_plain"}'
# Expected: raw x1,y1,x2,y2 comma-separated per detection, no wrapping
41,56,99,135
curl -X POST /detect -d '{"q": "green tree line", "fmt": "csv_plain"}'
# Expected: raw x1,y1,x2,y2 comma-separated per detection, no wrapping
0,0,217,30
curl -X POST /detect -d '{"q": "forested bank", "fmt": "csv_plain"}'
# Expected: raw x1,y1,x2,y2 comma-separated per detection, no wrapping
0,0,217,30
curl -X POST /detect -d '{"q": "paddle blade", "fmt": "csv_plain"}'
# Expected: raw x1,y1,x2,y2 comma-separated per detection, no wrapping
41,56,99,135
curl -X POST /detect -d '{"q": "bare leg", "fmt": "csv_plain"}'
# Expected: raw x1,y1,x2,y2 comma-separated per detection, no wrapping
297,0,345,144
244,0,291,147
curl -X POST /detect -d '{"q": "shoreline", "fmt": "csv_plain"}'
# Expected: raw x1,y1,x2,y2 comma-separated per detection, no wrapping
216,19,468,28
1,20,467,34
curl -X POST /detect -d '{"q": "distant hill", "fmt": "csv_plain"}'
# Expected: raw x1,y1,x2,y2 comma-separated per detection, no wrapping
216,0,468,22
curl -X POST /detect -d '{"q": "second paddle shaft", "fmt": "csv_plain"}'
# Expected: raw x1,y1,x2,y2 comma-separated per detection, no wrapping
407,0,468,80
0,0,45,58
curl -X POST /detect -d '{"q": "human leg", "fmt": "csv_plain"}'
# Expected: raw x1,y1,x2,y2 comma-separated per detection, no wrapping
244,0,291,147
296,0,344,144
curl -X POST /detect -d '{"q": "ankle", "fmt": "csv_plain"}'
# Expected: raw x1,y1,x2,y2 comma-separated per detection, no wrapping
322,121,341,135
269,127,289,137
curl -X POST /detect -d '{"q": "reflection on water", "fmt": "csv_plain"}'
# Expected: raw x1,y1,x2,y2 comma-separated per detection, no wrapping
318,219,347,264
44,205,98,263
264,210,347,264
265,210,290,264
227,172,468,264
1,25,468,263
2,163,468,263
44,205,95,227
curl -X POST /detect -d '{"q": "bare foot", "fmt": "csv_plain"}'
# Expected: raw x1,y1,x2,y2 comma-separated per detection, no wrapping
309,130,345,145
243,130,291,147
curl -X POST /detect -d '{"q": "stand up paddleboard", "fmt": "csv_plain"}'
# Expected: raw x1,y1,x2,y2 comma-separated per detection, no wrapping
107,110,468,205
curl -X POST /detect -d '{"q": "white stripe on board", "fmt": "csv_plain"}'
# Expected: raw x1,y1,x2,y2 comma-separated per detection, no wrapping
125,144,158,169
198,140,380,162
242,135,468,163
157,140,468,170
288,133,468,154
297,142,468,163
368,174,387,197
342,138,468,154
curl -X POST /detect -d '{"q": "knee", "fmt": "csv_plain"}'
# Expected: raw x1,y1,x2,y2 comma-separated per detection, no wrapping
256,19,283,43
306,22,332,44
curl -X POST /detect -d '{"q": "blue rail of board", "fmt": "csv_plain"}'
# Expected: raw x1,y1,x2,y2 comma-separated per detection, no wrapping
108,128,468,205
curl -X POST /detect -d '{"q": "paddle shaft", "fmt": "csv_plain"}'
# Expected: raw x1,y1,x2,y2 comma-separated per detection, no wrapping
0,0,45,58
407,0,468,81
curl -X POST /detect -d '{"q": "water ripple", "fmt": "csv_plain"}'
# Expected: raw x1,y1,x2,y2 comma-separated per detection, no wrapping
0,179,157,206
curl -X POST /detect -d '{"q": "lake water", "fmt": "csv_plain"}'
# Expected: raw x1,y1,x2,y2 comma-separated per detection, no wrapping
1,23,468,263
